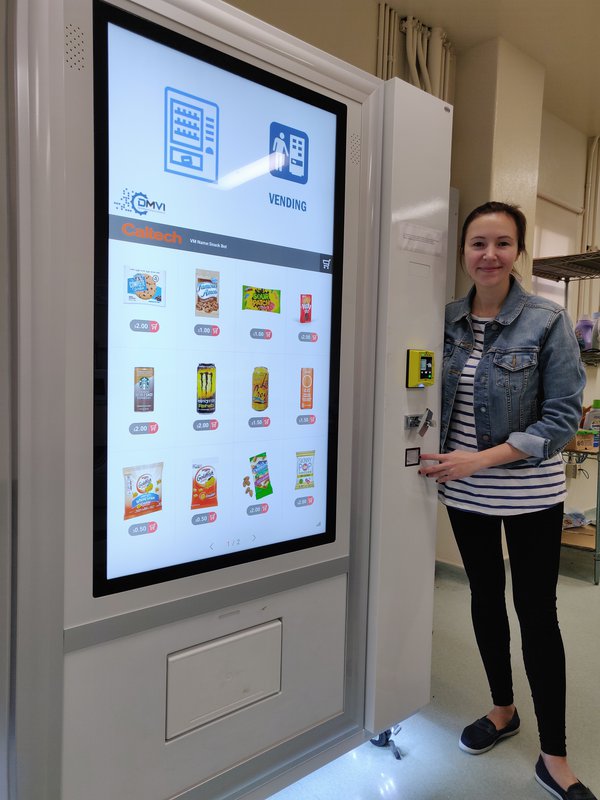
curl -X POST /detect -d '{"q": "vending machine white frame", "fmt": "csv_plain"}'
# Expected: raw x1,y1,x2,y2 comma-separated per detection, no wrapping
0,3,13,794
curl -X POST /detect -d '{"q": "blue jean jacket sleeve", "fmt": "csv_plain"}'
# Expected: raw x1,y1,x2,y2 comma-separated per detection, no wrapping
506,309,585,463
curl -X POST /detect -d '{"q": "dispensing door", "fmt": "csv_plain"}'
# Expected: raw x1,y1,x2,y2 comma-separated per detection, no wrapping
367,78,453,734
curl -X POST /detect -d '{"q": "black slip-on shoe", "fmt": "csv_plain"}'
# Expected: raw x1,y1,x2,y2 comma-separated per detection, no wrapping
459,709,520,754
535,756,598,800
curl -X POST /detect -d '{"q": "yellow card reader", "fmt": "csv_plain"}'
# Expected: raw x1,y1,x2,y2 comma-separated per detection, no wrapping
406,349,435,387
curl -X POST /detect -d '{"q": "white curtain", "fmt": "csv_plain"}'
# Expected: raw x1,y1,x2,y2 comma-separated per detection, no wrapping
376,3,455,104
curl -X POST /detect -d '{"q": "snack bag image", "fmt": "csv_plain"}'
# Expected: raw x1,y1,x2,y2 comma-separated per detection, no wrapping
123,462,163,520
242,285,281,314
125,268,165,305
195,269,219,317
295,450,315,490
249,452,274,499
191,464,218,509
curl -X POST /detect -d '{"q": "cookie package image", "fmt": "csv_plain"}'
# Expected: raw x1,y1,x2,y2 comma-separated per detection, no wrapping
124,267,166,305
195,269,219,317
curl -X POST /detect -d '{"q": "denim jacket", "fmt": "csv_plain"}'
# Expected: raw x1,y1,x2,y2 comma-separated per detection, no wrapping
441,278,585,467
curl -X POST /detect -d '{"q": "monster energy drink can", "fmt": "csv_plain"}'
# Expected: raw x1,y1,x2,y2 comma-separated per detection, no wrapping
197,363,216,413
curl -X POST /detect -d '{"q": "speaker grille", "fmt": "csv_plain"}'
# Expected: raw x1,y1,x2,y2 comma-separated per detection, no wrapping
349,132,361,166
65,24,85,71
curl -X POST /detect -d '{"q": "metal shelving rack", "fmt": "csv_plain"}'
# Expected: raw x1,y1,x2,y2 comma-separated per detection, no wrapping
562,450,600,584
534,251,600,582
533,251,600,365
533,250,600,284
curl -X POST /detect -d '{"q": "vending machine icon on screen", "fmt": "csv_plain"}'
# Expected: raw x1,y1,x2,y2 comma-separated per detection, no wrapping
269,122,309,184
165,87,219,183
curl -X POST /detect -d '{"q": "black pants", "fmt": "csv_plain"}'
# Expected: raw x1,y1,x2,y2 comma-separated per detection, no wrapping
446,503,566,756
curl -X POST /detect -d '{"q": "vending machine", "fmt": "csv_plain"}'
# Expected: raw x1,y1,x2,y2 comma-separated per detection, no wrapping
0,1,452,798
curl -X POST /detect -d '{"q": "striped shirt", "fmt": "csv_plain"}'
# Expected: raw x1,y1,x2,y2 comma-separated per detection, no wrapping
439,317,566,516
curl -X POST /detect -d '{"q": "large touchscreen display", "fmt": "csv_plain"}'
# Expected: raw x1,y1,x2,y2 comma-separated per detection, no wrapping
93,4,346,595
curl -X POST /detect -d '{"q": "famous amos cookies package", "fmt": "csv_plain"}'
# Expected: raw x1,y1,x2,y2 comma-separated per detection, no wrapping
195,269,219,317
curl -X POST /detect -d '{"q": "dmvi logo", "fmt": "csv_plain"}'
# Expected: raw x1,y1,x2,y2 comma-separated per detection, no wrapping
114,189,167,216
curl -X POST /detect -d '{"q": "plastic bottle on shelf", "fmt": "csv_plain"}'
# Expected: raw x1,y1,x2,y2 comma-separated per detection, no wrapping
575,316,594,351
583,400,600,448
592,312,600,350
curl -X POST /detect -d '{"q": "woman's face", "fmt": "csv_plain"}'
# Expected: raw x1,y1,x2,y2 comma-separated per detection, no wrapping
463,212,519,291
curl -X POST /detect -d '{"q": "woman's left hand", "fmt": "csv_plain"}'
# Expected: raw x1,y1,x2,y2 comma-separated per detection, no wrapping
419,450,484,483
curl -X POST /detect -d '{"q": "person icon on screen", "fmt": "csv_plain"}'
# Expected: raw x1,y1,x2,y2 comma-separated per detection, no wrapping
271,131,289,172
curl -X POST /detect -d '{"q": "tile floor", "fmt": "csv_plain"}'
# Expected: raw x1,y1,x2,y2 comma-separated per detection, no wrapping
269,547,600,800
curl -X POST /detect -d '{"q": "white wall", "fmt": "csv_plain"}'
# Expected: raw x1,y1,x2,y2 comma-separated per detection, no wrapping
533,110,587,311
538,110,588,212
222,0,379,74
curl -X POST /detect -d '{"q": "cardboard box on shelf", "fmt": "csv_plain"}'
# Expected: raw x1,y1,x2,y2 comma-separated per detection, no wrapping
564,429,599,453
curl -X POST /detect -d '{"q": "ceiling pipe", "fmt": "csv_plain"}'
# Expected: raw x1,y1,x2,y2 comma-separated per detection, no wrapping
416,22,432,94
582,136,599,251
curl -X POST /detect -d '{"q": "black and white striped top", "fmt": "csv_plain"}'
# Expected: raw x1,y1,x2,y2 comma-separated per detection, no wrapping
439,317,566,516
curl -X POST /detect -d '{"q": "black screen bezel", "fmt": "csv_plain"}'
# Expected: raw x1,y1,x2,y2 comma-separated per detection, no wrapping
92,0,347,597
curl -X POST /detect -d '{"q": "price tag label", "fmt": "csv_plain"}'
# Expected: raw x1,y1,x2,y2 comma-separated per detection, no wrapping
191,511,217,525
194,324,220,337
130,319,159,333
193,419,219,431
250,328,272,340
294,496,314,507
129,422,159,435
248,417,271,428
128,521,158,536
246,503,269,516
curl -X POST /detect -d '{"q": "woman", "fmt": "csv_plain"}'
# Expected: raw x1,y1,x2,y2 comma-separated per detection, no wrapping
420,201,596,800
